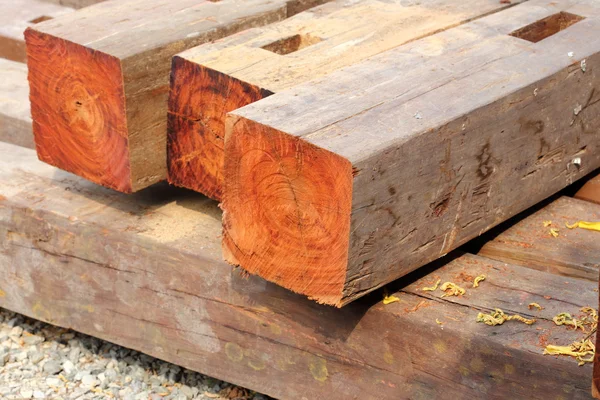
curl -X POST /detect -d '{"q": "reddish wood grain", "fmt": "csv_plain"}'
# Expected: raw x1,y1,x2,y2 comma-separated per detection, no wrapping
167,59,271,200
25,29,131,192
222,116,353,306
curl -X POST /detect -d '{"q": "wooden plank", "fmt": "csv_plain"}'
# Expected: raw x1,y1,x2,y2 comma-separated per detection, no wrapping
24,0,330,194
222,0,600,306
576,172,600,205
0,0,72,62
0,143,595,399
0,59,34,149
479,196,600,280
167,0,522,201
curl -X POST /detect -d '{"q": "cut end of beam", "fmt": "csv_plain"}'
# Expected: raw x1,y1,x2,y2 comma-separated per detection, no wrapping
221,115,353,306
25,28,131,193
167,58,272,201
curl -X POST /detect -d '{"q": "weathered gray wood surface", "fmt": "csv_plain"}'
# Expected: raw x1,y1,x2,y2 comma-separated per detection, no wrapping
223,0,600,305
0,0,72,62
0,58,34,149
479,196,600,280
25,0,331,193
0,142,596,399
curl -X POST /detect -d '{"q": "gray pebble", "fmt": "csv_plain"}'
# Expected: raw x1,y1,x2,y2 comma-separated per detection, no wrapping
179,385,193,398
0,352,9,367
62,360,75,375
81,374,98,387
29,351,45,365
45,377,61,387
9,326,23,338
23,334,45,346
42,360,62,375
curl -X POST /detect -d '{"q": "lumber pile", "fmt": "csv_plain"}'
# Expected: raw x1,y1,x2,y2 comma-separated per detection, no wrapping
25,0,330,193
21,0,600,308
222,0,600,305
0,141,598,400
167,0,522,200
3,0,600,394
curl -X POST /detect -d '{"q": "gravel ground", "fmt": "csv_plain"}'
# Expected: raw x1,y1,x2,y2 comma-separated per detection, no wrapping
0,308,271,400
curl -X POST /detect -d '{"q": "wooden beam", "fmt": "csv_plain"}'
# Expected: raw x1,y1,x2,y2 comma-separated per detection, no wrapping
24,0,330,194
0,59,34,149
479,196,600,280
0,0,72,62
167,0,522,201
222,0,600,306
575,172,600,205
0,142,595,399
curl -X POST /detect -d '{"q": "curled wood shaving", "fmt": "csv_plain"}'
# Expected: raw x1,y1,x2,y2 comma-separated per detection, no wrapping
543,220,552,227
528,303,543,310
544,339,595,366
383,294,401,305
440,282,465,297
472,275,486,288
476,308,536,326
422,279,441,292
553,313,584,331
566,221,600,232
549,228,559,238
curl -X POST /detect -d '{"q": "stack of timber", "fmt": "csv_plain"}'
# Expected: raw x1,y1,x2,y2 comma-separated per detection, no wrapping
24,0,330,193
0,140,599,399
167,0,521,200
0,0,72,62
222,0,600,306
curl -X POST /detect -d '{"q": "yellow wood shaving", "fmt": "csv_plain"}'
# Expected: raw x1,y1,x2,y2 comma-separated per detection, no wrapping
566,221,600,232
549,228,559,238
473,275,486,288
422,279,441,292
528,303,543,310
440,282,466,297
544,338,595,366
476,308,535,326
553,312,584,331
543,220,552,227
383,294,401,305
581,307,598,321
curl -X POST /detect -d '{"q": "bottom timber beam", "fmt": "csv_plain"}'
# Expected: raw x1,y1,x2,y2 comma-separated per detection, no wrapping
0,142,595,399
479,196,600,281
